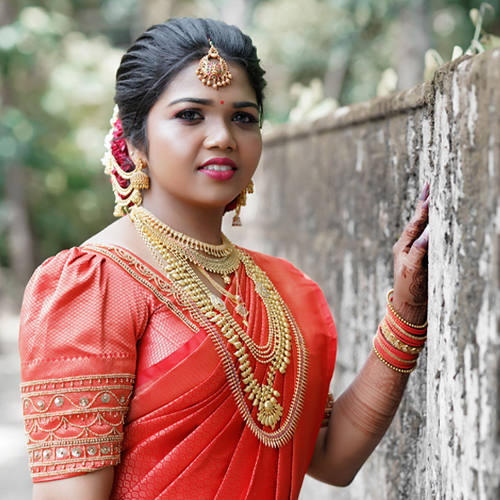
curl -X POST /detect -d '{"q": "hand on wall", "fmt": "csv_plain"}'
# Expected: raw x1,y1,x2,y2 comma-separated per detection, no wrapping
391,183,430,326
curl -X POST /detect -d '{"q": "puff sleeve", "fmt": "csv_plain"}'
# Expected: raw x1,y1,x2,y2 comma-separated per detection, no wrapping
19,247,149,482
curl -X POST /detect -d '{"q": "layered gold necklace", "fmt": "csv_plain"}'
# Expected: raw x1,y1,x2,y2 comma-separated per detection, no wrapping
129,206,308,447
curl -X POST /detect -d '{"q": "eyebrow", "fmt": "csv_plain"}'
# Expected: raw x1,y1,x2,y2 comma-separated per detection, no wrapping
233,101,259,111
168,97,259,111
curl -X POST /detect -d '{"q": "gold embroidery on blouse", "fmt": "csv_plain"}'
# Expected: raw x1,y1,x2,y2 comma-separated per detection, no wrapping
83,244,199,333
22,374,134,479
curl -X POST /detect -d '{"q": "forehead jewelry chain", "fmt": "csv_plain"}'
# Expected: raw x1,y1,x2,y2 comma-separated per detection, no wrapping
196,38,233,90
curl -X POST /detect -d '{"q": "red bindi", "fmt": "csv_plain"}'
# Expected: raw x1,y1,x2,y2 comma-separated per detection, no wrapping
220,100,224,104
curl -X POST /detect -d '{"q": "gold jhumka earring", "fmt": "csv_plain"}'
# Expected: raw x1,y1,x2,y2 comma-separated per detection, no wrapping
232,180,254,227
196,39,232,90
104,155,150,217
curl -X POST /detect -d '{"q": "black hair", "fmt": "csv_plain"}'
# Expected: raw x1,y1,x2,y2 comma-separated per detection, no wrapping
115,17,267,152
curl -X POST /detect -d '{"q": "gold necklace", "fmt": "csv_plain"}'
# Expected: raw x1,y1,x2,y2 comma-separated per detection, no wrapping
129,208,308,444
133,206,232,257
132,207,239,283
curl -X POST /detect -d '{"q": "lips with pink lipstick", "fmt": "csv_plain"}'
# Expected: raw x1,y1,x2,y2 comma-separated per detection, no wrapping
198,157,237,181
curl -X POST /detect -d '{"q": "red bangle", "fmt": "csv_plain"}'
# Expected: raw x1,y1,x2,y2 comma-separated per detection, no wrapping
377,326,419,361
373,337,417,373
384,316,427,347
374,335,417,369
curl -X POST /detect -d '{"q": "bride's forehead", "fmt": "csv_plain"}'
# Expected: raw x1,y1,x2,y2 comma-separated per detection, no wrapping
161,62,255,101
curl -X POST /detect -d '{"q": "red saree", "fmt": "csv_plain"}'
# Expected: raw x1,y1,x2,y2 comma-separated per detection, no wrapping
19,245,337,499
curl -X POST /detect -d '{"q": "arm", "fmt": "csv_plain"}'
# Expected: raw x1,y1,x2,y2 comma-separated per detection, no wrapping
33,467,114,500
308,183,430,486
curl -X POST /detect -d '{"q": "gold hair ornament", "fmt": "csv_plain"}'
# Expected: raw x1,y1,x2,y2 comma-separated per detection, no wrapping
102,106,150,217
196,39,232,90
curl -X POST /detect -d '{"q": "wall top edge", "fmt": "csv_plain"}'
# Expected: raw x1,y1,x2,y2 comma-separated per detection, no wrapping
262,81,429,146
262,50,500,147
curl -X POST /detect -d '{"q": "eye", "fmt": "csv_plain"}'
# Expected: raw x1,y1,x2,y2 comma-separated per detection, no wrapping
175,109,203,121
232,112,258,124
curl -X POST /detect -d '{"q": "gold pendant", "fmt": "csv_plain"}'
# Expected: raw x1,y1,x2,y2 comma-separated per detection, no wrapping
235,303,249,327
257,398,284,430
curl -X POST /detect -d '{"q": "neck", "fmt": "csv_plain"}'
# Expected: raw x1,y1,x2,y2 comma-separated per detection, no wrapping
141,196,226,246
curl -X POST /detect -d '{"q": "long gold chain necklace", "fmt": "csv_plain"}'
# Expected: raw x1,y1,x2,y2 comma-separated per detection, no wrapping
129,206,308,443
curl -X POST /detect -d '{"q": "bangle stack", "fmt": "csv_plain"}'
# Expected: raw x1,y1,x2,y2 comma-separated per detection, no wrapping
372,289,427,374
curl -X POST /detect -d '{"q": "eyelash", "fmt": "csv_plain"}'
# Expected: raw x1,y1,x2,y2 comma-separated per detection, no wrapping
175,109,258,124
233,112,259,124
175,109,203,121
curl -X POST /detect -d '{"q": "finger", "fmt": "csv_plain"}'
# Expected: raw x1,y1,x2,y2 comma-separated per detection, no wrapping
406,225,429,266
394,198,429,255
413,182,431,211
420,182,430,202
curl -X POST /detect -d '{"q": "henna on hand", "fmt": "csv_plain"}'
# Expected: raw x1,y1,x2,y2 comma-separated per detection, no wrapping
392,183,430,323
408,265,428,305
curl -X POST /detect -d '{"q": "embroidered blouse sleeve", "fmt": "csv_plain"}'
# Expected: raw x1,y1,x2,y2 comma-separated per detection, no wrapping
19,247,149,482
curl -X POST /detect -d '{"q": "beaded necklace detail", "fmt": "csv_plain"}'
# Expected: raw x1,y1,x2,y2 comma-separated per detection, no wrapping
132,206,238,283
129,206,308,446
134,206,232,257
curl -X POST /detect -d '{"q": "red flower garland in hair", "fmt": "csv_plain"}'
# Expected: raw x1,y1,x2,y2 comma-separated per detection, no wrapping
108,113,135,193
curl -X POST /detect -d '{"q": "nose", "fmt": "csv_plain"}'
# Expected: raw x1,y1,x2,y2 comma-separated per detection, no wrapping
203,118,237,151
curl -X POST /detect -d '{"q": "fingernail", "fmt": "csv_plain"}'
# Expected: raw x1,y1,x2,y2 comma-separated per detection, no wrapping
416,226,429,249
422,198,429,211
420,182,430,200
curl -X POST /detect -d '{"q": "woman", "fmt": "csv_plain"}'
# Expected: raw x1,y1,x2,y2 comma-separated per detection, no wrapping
19,17,429,500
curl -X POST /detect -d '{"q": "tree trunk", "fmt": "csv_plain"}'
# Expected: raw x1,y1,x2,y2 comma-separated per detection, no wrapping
396,0,430,91
5,166,36,297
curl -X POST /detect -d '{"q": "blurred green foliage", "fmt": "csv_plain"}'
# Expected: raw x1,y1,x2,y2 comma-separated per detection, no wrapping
0,0,499,288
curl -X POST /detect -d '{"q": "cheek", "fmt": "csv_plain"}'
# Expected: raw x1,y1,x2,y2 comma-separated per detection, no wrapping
147,124,192,165
248,136,263,169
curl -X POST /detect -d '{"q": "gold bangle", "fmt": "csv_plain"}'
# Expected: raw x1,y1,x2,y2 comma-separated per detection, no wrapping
386,289,428,329
380,319,425,355
385,313,427,341
372,340,416,374
375,333,418,364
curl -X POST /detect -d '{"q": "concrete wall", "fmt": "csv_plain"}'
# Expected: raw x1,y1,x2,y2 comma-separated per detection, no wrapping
224,48,500,499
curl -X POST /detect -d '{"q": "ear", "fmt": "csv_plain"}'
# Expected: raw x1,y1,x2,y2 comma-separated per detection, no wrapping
125,139,148,166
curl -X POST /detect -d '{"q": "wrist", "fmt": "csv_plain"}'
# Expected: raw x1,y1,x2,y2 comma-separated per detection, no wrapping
372,290,428,374
391,295,427,326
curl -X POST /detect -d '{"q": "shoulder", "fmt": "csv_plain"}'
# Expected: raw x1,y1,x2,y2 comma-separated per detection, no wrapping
21,246,151,358
20,245,151,380
239,247,314,284
240,246,337,331
26,246,144,302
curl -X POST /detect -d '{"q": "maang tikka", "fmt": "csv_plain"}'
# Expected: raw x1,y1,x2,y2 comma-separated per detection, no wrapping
196,39,232,90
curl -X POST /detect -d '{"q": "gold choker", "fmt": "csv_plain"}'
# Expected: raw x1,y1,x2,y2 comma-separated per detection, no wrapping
132,206,232,257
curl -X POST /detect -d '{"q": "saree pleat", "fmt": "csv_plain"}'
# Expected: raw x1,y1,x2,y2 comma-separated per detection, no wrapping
162,411,245,499
213,425,261,500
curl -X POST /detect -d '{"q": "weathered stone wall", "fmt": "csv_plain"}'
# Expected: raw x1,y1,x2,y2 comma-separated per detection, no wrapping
224,48,500,499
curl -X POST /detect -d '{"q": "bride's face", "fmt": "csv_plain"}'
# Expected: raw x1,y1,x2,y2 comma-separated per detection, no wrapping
134,61,262,214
